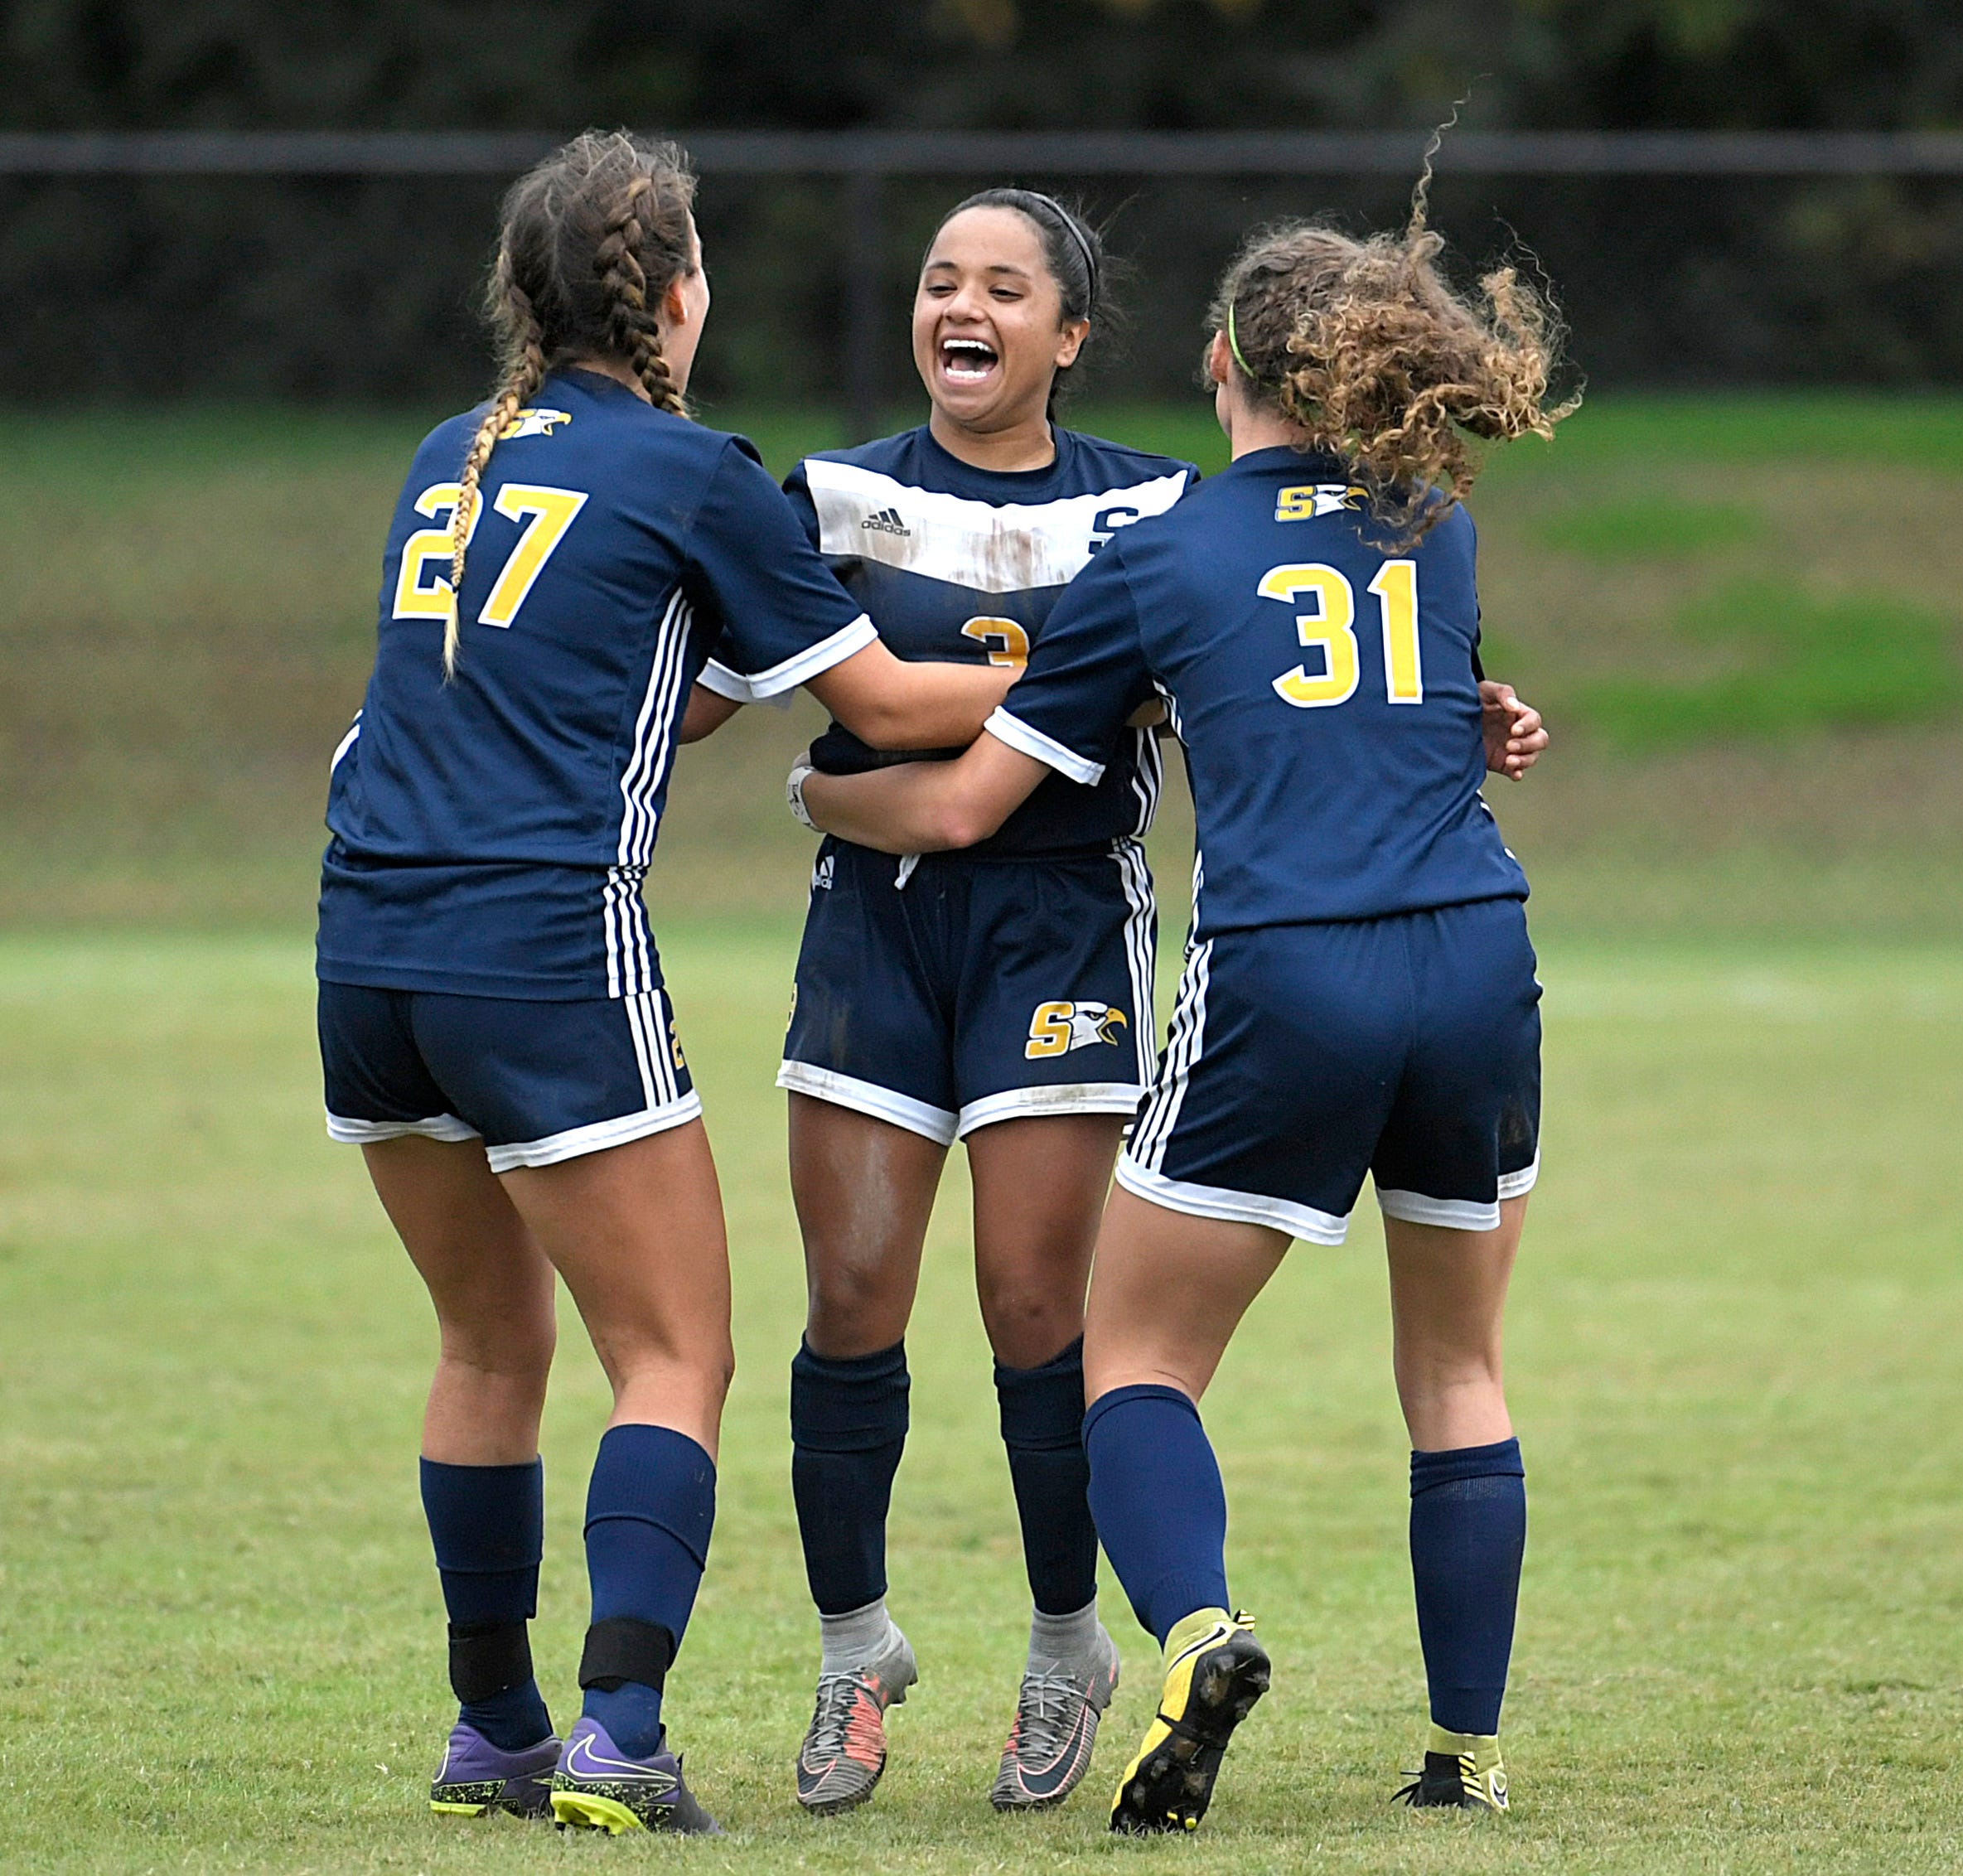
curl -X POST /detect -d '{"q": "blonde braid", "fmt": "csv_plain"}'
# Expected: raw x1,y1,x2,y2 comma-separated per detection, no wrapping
443,268,547,675
594,175,689,418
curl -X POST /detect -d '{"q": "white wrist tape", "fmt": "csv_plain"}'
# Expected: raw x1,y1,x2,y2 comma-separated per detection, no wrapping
786,762,818,833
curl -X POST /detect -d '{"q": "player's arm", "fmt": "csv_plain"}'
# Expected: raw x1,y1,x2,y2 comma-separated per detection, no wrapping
1479,680,1548,780
803,535,1151,850
805,644,1015,751
799,733,1047,853
678,684,742,743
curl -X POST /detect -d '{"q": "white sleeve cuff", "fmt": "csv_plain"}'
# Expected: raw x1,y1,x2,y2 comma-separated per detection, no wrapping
696,659,753,702
985,706,1105,786
742,613,879,699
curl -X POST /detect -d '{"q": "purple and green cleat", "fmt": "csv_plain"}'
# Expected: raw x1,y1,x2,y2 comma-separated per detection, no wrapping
549,1717,723,1835
428,1721,561,1818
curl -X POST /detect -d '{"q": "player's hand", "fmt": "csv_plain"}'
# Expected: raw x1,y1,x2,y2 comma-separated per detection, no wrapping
1479,681,1547,780
786,747,819,831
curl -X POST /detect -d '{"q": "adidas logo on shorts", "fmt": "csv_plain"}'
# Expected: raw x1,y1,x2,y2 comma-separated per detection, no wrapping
860,506,911,536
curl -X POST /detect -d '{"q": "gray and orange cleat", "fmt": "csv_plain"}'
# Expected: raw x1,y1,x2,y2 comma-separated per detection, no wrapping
990,1622,1120,1811
1108,1608,1269,1835
795,1627,919,1815
548,1718,722,1835
428,1721,561,1819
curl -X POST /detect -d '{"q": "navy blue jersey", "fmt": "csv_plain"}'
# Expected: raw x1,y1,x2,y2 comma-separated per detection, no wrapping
989,445,1529,933
317,368,875,999
708,424,1195,858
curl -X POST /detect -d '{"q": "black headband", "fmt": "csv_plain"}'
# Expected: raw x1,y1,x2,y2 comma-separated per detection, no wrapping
1022,193,1099,316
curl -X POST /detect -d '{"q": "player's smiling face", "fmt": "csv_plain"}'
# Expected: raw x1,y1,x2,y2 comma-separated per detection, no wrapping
913,206,1088,436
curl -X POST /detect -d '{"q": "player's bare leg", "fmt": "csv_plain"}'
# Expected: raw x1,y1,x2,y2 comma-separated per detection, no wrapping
499,1121,734,1455
1082,1189,1284,1831
784,1095,946,1811
492,1121,732,1835
1384,1197,1526,1814
365,1136,558,1467
364,1134,563,1820
969,1114,1126,1808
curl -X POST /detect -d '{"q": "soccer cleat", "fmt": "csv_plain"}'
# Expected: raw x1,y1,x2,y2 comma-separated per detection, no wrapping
1108,1608,1269,1835
428,1720,561,1819
548,1718,722,1835
795,1627,919,1815
1393,1726,1509,1812
990,1622,1121,1811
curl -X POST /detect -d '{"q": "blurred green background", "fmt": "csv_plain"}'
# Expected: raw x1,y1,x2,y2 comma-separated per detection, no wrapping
6,394,1956,941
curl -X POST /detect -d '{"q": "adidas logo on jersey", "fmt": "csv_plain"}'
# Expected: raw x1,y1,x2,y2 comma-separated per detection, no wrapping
499,408,573,440
1025,1000,1128,1059
861,506,911,535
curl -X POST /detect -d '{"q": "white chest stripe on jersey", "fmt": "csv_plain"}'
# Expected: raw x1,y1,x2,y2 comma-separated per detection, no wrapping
803,460,1190,595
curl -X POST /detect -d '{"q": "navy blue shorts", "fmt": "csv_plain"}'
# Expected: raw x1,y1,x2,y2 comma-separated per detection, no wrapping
318,977,699,1173
1119,897,1540,1242
778,838,1157,1144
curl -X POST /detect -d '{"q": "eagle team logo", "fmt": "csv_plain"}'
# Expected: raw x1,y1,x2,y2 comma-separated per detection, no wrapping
1025,1000,1129,1059
498,407,573,440
1274,482,1363,521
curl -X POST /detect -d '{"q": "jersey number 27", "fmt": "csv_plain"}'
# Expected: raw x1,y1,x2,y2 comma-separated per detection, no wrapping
1260,560,1421,708
394,481,588,629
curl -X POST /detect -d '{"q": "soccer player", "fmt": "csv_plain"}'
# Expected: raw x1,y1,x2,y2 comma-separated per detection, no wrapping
690,188,1192,1815
313,133,1013,1835
694,190,1548,1816
796,201,1571,1831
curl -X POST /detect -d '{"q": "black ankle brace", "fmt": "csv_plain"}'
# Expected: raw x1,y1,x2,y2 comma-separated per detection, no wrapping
578,1616,676,1694
447,1619,533,1704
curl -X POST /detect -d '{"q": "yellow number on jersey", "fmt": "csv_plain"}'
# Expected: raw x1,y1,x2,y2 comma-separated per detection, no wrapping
1263,558,1424,708
392,482,481,620
1371,559,1423,704
961,616,1032,669
390,480,587,631
478,485,588,628
1263,563,1361,708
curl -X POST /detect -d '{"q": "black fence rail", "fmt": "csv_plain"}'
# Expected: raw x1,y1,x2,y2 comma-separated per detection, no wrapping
5,131,1962,422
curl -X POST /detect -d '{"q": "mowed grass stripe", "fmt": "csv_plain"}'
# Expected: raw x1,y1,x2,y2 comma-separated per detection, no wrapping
0,928,1960,1872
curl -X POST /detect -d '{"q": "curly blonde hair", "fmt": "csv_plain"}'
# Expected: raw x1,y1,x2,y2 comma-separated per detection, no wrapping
444,131,698,674
1209,166,1577,544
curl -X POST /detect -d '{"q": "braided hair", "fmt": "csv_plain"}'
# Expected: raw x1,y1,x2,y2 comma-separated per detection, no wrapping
444,131,698,674
923,188,1110,414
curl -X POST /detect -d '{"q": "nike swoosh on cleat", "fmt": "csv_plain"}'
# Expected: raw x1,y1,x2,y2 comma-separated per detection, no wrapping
564,1733,678,1791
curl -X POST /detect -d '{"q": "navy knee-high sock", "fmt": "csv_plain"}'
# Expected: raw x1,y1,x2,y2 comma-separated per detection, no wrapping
580,1424,717,1758
1083,1384,1230,1645
995,1337,1099,1616
418,1457,554,1750
790,1338,909,1615
1409,1438,1527,1736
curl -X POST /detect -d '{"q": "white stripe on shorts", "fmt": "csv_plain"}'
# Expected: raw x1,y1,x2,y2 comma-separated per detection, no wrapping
325,1110,478,1148
1129,936,1212,1170
1116,1153,1350,1245
485,1089,702,1174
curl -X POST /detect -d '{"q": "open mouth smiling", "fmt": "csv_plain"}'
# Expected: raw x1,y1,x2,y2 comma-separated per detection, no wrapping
940,336,999,382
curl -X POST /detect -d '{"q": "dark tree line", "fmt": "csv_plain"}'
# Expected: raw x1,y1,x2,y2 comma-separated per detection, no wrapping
2,1,1962,403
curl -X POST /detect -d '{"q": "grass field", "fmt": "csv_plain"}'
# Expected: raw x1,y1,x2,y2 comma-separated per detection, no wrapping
2,394,1961,1869
2,925,1962,1873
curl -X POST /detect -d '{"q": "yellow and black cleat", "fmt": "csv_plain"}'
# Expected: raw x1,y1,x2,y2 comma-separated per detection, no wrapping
1109,1608,1269,1835
1393,1725,1508,1812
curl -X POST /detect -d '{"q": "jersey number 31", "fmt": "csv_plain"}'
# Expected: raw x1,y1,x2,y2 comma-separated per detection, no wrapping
1261,560,1421,708
394,481,588,629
